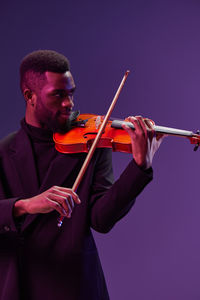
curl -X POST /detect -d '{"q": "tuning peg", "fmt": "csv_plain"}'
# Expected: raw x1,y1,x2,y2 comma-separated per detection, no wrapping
194,130,200,151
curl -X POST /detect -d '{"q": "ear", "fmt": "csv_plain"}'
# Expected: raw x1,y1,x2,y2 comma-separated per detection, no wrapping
23,89,36,106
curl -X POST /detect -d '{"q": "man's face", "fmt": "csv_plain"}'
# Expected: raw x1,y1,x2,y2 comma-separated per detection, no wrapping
34,71,75,132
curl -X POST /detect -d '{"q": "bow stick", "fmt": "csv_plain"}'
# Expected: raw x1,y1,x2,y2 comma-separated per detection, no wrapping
57,70,130,227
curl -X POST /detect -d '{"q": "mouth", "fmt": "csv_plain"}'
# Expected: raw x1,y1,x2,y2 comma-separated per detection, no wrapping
59,110,72,117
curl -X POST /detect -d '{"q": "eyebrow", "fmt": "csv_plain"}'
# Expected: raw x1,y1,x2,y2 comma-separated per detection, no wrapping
53,87,76,94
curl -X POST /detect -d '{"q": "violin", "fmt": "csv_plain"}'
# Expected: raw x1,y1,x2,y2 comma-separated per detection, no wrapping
53,113,200,154
56,70,200,228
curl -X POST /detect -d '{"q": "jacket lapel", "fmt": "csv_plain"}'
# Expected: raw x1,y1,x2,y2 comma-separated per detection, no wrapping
39,152,86,192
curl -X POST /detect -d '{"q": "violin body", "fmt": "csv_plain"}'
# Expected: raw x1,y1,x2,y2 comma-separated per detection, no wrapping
53,114,133,154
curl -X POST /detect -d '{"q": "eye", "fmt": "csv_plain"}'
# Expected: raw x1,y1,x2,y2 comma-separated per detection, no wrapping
68,92,74,98
53,91,65,98
52,89,74,99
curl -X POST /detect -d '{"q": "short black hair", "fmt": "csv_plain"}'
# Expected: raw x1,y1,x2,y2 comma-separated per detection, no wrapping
20,49,70,93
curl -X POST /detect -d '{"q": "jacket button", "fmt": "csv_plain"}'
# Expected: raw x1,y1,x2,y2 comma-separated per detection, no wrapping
4,225,10,232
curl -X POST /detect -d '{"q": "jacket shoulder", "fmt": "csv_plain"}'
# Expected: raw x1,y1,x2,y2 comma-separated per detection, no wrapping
0,132,17,152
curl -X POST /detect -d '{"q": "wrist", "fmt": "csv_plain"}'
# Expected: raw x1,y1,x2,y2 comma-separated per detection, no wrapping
13,199,27,217
134,158,152,171
134,156,147,170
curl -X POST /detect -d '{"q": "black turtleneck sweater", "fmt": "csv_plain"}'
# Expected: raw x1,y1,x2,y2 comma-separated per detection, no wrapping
21,119,58,187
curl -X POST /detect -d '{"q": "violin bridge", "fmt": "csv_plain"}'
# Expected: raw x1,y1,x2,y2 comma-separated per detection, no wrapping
95,115,103,129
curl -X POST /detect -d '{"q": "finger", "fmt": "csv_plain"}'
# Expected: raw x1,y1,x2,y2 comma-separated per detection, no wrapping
65,195,75,218
144,118,154,130
127,116,143,134
52,186,81,204
45,197,68,216
68,194,75,210
156,133,166,141
64,197,72,218
134,116,149,139
144,120,167,141
64,194,75,213
143,118,155,141
48,193,72,216
122,122,135,138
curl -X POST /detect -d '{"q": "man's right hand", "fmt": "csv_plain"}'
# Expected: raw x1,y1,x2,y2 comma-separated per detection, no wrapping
13,186,81,218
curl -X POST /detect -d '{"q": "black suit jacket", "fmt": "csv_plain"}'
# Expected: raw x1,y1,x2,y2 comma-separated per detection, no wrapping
0,127,153,300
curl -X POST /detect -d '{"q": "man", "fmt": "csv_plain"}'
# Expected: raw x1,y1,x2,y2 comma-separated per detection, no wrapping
0,50,162,300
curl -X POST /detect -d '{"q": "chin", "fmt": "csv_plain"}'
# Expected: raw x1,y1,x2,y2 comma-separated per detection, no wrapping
52,119,71,133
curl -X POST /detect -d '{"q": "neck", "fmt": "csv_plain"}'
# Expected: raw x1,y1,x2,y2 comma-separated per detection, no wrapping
25,109,43,129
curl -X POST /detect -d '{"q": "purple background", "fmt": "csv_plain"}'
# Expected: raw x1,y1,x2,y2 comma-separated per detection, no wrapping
1,0,200,299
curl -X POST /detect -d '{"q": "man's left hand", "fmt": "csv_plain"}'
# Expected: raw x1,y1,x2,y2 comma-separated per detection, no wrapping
122,116,163,169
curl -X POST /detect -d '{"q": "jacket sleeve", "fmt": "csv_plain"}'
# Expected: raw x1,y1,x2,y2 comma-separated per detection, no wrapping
89,149,153,233
0,133,21,234
0,179,19,233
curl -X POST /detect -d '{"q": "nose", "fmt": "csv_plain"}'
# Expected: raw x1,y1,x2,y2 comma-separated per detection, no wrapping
61,96,74,109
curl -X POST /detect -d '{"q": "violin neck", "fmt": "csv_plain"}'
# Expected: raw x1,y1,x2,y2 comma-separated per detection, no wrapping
154,125,194,137
111,120,196,138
